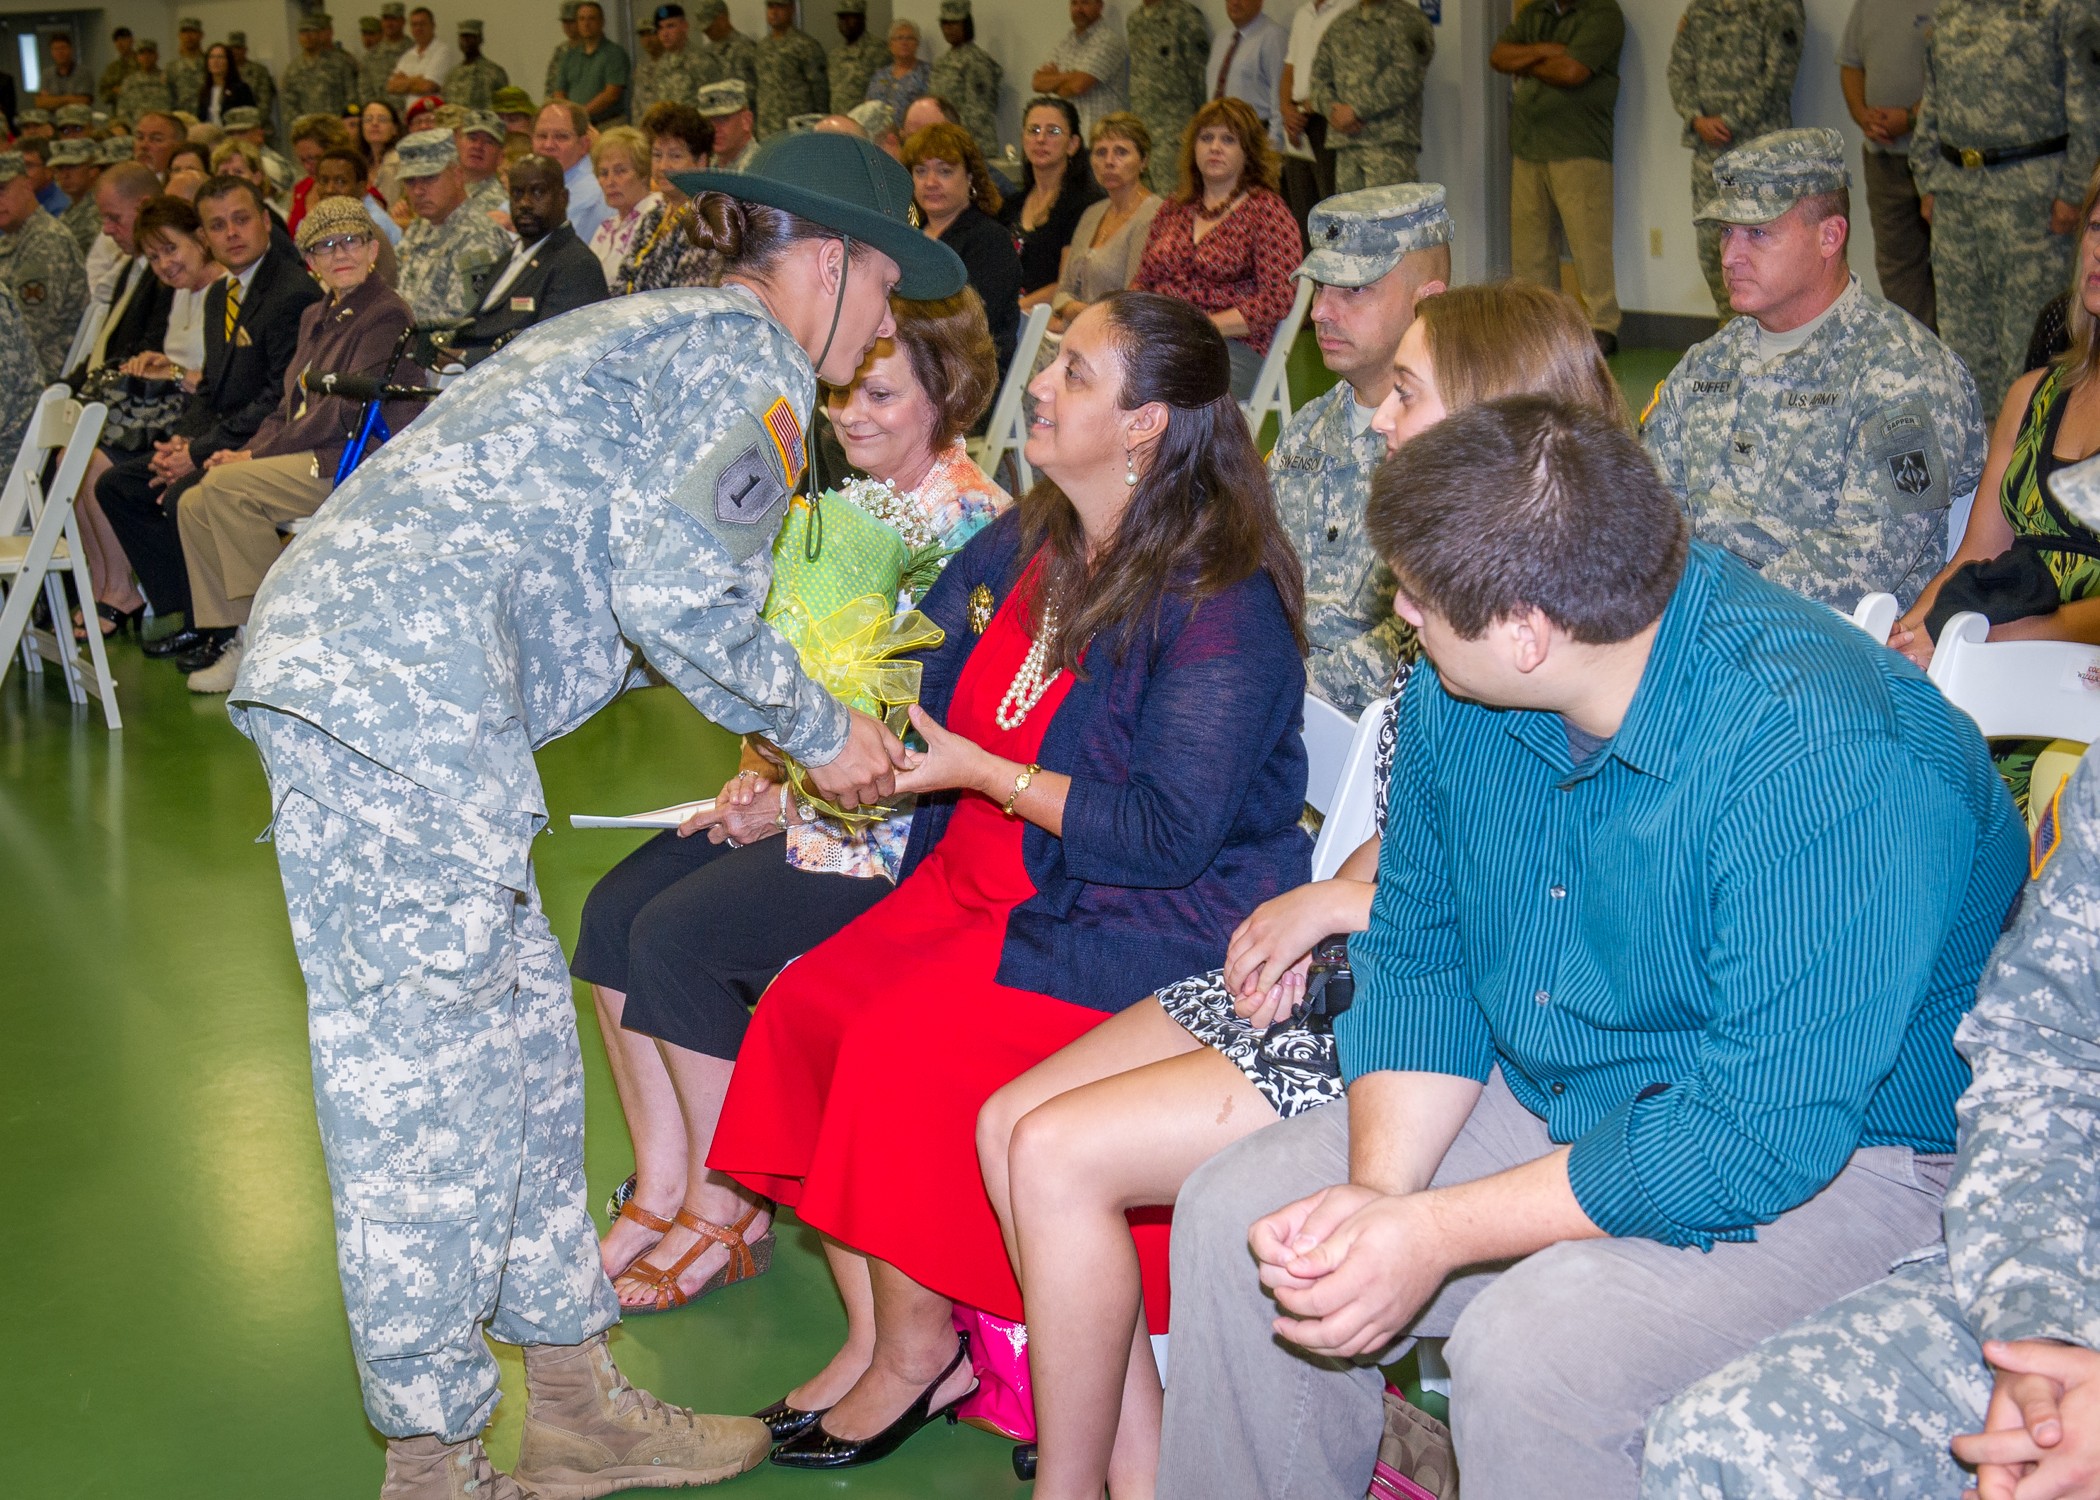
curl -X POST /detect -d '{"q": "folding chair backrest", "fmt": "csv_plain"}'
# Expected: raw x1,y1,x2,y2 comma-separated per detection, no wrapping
1849,592,1898,641
1310,694,1393,881
1928,610,2100,743
1241,276,1315,439
972,302,1053,495
58,295,101,384
0,385,74,537
1303,692,1357,817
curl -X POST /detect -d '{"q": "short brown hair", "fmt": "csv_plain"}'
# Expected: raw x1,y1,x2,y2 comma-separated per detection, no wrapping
1175,97,1277,205
1090,111,1150,162
642,100,713,161
883,288,999,449
1367,397,1688,643
316,146,370,183
134,193,204,252
901,122,1003,218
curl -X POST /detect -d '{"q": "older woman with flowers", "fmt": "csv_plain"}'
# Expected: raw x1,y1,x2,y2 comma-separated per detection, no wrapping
576,289,1009,1312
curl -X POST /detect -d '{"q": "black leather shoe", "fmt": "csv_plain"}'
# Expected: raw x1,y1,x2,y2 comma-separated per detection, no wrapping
753,1396,829,1446
143,626,208,659
174,635,232,674
768,1333,974,1470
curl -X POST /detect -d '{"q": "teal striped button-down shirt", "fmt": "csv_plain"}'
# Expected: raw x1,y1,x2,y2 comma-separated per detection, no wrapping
1336,543,2027,1250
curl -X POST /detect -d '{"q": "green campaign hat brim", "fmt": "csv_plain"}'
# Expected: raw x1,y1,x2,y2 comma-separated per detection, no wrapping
669,168,965,300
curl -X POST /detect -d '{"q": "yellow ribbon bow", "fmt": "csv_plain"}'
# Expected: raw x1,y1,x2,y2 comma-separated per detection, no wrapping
774,594,946,830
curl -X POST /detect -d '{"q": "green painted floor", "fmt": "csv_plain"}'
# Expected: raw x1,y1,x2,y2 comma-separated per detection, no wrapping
0,340,1678,1499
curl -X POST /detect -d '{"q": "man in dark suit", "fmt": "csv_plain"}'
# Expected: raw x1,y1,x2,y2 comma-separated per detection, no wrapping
100,174,322,672
438,153,607,368
68,162,174,385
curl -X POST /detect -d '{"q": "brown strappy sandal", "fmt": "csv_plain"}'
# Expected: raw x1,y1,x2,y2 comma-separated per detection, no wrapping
614,1204,776,1314
602,1198,674,1277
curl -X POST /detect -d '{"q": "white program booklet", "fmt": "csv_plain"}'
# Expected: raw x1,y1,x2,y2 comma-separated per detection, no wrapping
568,799,715,831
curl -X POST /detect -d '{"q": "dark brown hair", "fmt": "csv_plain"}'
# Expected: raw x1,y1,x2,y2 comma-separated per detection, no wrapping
195,171,269,221
902,121,1003,218
316,146,370,183
1366,396,1687,644
134,193,204,252
881,288,998,448
1175,96,1278,205
642,100,713,161
1018,291,1306,672
688,195,861,282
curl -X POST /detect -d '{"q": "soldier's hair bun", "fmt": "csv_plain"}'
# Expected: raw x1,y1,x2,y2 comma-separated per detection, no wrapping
690,192,750,261
689,192,850,280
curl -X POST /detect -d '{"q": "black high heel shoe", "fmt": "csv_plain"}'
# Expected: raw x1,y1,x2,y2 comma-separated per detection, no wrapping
767,1332,975,1470
752,1396,829,1446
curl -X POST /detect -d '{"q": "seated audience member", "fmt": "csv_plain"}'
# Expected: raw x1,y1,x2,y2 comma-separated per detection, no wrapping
588,125,658,283
0,149,88,382
206,139,290,235
221,106,292,198
698,80,759,173
579,291,1008,1310
846,99,904,159
1267,184,1451,714
616,101,717,294
435,154,608,367
1132,97,1301,401
1049,113,1160,337
394,128,512,327
285,113,356,234
166,142,210,177
0,288,37,460
1644,130,1985,609
310,149,401,288
358,99,405,207
1150,396,2026,1500
708,292,1309,1469
132,111,187,177
1641,519,2100,1495
904,122,1022,375
101,176,322,673
176,197,425,696
20,136,69,217
49,139,104,255
457,110,512,219
1004,96,1100,312
981,277,1629,1500
533,98,613,241
2029,287,2073,373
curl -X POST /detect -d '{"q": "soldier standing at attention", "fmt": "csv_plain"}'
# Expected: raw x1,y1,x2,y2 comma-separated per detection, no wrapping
166,18,209,115
48,139,102,255
394,129,513,325
1911,0,2100,415
226,131,960,1500
828,0,883,117
1643,130,1985,608
693,0,762,124
99,27,138,110
365,2,413,113
1127,0,1211,196
1837,0,1937,330
229,32,277,139
1641,528,2100,1494
115,39,176,125
1491,0,1626,354
1310,0,1436,194
445,20,509,113
546,2,581,101
1270,184,1450,713
285,15,360,130
1668,0,1804,319
929,0,1004,161
756,0,829,140
643,6,705,122
0,150,87,381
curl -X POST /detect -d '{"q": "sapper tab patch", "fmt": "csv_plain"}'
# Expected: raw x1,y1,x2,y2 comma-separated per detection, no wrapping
763,396,806,487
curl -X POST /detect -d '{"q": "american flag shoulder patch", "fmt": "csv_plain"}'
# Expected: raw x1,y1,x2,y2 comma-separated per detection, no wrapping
2032,774,2069,880
762,397,806,486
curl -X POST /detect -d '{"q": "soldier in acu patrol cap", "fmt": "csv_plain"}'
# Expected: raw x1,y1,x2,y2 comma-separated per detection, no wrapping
0,148,88,382
285,14,354,126
12,107,53,140
0,284,38,461
229,30,277,136
366,2,413,113
393,127,512,324
1644,127,1987,610
829,0,881,116
1268,181,1451,713
1643,446,2100,1499
52,103,93,138
47,138,102,254
224,131,962,1500
691,0,761,124
167,18,208,115
445,19,510,113
1310,0,1436,193
756,0,830,140
929,0,1005,161
699,78,758,172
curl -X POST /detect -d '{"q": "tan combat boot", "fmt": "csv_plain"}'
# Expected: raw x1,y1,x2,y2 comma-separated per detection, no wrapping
380,1435,536,1499
514,1335,772,1499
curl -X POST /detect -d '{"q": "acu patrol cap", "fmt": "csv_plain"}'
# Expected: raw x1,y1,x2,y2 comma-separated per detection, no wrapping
15,107,52,128
55,104,93,129
48,138,97,168
696,79,749,117
299,14,325,31
135,38,160,56
691,0,728,24
458,18,484,36
382,2,408,18
1696,127,1850,226
224,106,264,131
1297,182,1453,289
838,0,869,13
460,109,504,141
98,138,135,166
847,98,894,138
395,127,459,179
180,17,204,33
360,16,383,34
0,152,25,184
491,85,537,115
228,30,249,46
560,2,582,20
939,0,972,20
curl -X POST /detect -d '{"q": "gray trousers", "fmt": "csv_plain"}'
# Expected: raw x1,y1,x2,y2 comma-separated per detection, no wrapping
1156,1071,1952,1500
1862,148,1936,334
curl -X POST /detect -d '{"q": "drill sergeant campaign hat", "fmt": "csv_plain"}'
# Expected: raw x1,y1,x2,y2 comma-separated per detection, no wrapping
1295,182,1454,289
394,127,459,179
1696,127,1850,226
672,128,965,299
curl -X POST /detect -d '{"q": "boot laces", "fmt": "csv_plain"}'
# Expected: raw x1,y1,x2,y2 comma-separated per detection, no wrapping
605,1362,695,1432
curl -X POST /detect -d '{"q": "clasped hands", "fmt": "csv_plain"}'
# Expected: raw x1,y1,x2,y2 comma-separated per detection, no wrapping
1953,1340,2100,1500
148,435,196,490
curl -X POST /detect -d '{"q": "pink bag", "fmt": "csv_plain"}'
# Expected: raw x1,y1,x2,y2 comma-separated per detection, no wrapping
950,1304,1035,1442
1368,1383,1459,1500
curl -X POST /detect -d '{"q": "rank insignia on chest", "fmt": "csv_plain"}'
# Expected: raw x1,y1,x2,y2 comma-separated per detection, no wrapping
762,395,806,486
968,584,994,635
18,280,42,304
1733,438,1754,457
1887,450,1931,495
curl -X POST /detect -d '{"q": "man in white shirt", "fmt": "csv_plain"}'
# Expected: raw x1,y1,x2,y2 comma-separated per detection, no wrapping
1035,0,1130,139
1209,0,1290,149
389,6,456,114
1282,0,1352,224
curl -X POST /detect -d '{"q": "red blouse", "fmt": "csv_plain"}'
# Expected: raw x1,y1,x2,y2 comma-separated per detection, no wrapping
1131,187,1302,355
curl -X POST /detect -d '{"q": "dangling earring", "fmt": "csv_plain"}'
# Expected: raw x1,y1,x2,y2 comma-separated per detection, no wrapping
1125,449,1139,487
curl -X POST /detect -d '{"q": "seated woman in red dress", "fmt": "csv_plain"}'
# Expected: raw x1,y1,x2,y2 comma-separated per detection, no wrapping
709,290,1311,1470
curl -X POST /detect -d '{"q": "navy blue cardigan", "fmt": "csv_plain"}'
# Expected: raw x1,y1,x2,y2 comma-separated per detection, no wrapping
899,510,1312,1014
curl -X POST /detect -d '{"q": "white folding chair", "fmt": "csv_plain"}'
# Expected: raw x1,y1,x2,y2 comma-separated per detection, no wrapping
1240,276,1315,440
969,302,1053,494
1927,611,2100,743
1302,691,1357,817
1849,591,1898,641
57,294,103,385
1310,693,1393,881
0,386,121,728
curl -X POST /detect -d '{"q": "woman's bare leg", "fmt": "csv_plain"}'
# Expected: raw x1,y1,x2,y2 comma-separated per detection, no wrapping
1106,1317,1163,1500
589,983,688,1278
1004,1036,1280,1500
73,452,142,611
815,1258,976,1440
784,1238,877,1411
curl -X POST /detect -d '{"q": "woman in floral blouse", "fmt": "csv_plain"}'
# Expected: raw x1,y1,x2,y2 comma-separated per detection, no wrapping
1132,96,1302,401
574,289,1010,1312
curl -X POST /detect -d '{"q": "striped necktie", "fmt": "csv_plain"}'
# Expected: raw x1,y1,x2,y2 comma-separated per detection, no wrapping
223,275,241,342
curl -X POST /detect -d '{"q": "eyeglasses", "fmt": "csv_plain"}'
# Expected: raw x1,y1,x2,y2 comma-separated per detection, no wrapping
306,234,371,256
1025,124,1068,139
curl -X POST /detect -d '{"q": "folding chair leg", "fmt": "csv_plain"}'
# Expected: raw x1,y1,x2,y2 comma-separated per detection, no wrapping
69,531,122,729
42,573,86,703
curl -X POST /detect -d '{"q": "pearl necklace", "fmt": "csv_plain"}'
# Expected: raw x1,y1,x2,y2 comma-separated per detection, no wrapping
996,607,1061,730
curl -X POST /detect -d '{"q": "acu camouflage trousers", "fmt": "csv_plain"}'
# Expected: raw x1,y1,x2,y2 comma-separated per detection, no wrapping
258,723,620,1441
1932,158,2074,414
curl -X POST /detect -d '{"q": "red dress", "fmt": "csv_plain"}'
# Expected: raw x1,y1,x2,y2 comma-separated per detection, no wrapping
710,575,1172,1329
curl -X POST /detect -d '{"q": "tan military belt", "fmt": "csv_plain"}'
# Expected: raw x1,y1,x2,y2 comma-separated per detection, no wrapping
1940,134,2068,170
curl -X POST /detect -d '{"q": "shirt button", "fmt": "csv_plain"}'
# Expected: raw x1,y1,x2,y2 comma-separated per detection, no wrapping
1550,1082,1566,1096
1534,989,1550,1005
1548,884,1566,899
